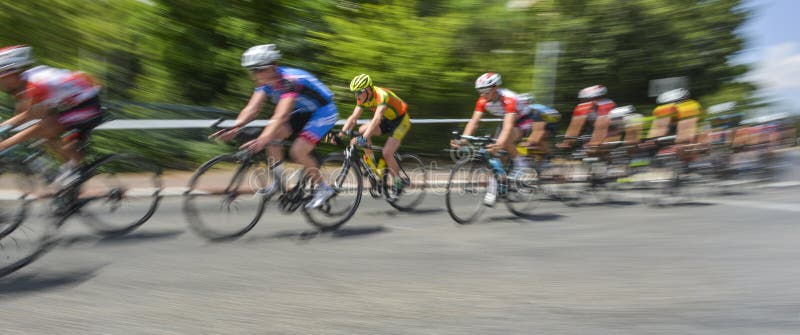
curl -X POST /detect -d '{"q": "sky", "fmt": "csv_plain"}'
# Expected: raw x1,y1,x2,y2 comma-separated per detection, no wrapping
739,0,800,112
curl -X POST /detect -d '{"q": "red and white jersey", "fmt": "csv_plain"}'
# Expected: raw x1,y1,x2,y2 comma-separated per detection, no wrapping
21,66,101,111
572,98,616,119
474,88,529,117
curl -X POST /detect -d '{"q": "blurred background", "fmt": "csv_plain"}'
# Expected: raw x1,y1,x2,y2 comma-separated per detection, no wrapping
0,0,796,168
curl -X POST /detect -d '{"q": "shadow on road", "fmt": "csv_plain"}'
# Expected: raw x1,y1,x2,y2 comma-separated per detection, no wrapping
362,208,444,217
648,201,716,208
384,208,444,216
564,199,640,207
486,213,564,223
245,225,389,243
59,230,184,248
0,266,102,297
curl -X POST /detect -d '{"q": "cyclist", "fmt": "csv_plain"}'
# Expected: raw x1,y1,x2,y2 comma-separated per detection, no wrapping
520,94,561,151
706,102,741,147
452,72,533,206
0,45,104,184
211,44,338,209
606,105,643,145
642,88,704,160
556,85,616,148
340,74,411,200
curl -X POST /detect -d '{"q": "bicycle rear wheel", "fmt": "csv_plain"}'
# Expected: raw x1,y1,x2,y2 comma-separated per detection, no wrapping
384,153,427,211
184,154,270,241
76,153,163,237
446,158,491,224
303,153,362,231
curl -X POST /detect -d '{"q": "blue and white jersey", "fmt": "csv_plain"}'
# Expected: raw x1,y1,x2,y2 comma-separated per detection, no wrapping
528,104,560,123
256,66,334,114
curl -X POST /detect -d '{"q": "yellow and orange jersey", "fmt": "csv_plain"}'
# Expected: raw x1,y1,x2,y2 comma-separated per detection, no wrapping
357,86,408,120
652,99,702,121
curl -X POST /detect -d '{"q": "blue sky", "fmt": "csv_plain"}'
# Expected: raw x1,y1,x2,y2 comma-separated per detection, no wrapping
739,0,800,111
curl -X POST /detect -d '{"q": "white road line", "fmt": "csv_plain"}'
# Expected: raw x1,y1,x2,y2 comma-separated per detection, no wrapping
712,199,800,212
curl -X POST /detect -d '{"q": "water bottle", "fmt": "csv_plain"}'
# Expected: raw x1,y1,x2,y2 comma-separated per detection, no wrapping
488,157,505,175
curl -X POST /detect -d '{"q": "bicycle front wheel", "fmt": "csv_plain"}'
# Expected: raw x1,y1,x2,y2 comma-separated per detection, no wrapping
184,154,270,241
0,166,41,239
75,154,162,237
505,168,542,217
0,211,58,278
384,153,427,211
303,153,362,231
445,158,491,224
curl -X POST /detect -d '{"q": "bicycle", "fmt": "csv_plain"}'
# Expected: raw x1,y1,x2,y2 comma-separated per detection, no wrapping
326,129,427,212
0,129,162,278
640,136,721,206
183,123,363,241
445,134,540,224
535,135,634,206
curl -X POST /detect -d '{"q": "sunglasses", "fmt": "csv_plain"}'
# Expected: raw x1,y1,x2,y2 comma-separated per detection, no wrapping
354,88,369,96
477,87,495,94
250,65,273,73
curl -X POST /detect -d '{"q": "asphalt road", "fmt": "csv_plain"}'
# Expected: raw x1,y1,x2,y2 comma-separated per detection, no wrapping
0,152,798,334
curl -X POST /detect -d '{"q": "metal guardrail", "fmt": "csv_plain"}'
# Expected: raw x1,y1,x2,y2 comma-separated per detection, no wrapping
6,118,502,132
95,118,504,130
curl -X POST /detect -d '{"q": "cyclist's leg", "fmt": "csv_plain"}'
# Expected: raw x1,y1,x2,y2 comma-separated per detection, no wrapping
505,127,523,157
266,123,292,164
291,104,338,183
381,114,411,179
508,115,532,159
54,97,105,164
299,104,338,209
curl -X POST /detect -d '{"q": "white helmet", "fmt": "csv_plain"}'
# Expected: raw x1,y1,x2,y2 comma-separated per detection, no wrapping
475,72,502,90
656,88,690,104
578,85,607,99
241,44,281,70
0,45,34,75
707,101,736,115
609,105,635,119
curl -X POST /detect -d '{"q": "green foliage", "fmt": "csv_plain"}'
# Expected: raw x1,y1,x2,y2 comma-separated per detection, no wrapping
0,0,760,167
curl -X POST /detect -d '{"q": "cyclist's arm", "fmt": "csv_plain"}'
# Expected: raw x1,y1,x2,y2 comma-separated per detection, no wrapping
1,99,47,127
0,110,30,127
362,105,385,139
590,115,610,145
462,111,483,137
495,112,517,148
624,123,642,144
562,115,586,139
647,117,671,139
258,94,295,140
676,117,698,144
527,122,547,145
13,97,30,115
233,90,268,128
342,106,364,133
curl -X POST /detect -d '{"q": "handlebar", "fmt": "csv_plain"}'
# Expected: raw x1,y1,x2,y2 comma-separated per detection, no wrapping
452,133,496,145
327,128,383,150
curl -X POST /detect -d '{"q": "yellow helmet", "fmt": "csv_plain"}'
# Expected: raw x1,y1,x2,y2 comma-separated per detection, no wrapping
349,74,373,91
